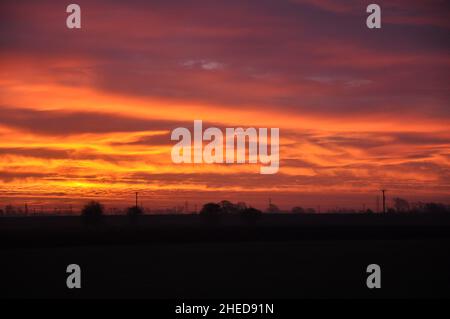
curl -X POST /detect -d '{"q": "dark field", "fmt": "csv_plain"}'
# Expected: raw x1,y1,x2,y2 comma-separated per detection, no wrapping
1,213,449,299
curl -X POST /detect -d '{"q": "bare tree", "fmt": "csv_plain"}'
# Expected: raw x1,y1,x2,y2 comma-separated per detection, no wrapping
393,197,410,212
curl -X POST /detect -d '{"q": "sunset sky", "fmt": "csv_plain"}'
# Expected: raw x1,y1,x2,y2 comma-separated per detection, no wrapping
0,0,449,211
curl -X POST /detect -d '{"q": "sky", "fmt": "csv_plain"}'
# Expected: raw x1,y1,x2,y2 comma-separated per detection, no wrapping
0,0,449,212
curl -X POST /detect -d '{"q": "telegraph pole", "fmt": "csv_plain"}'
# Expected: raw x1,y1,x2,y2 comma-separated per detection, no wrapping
381,190,386,213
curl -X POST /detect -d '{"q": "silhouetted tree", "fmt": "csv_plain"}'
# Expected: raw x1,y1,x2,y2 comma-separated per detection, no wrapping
219,200,239,214
424,202,447,214
81,201,104,224
410,201,424,213
236,202,248,212
393,197,410,212
240,206,262,222
305,208,316,214
408,202,449,214
291,206,305,214
200,202,222,216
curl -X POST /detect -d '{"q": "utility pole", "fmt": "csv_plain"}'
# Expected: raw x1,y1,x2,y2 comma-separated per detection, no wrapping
381,190,386,213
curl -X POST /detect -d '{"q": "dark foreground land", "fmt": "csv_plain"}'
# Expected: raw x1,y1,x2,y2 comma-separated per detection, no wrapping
1,213,449,299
